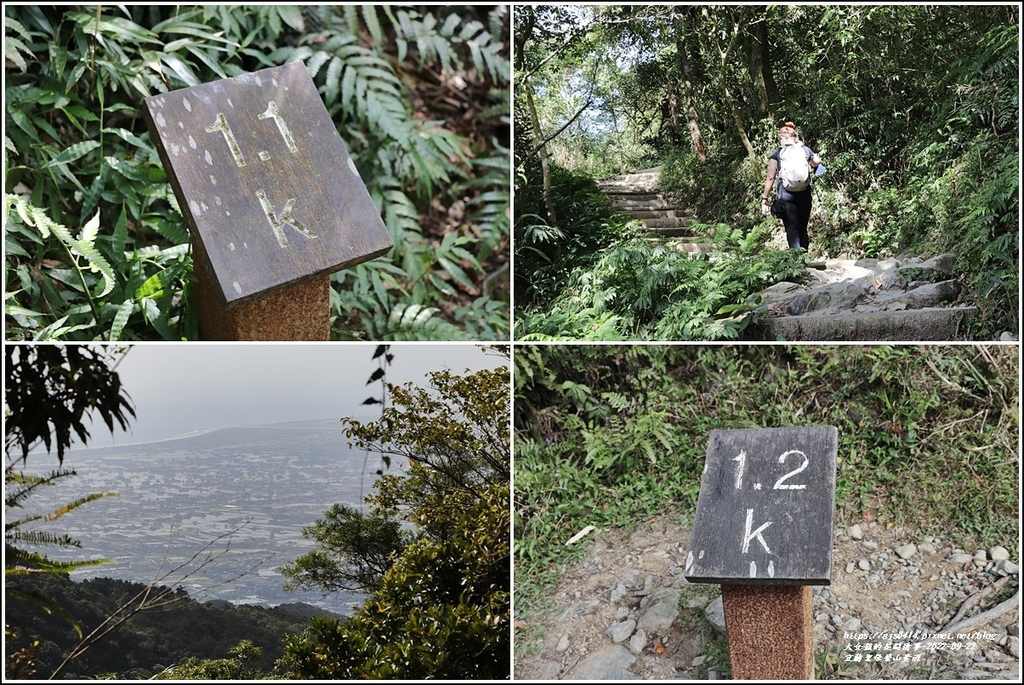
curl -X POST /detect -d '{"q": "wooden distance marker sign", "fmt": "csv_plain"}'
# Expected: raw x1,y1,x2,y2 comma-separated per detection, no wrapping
686,426,838,680
142,61,393,339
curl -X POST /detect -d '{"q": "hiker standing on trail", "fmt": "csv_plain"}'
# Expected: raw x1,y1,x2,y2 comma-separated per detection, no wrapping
761,121,822,250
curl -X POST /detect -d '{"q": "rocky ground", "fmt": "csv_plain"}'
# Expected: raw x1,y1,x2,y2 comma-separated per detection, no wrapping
514,511,1019,680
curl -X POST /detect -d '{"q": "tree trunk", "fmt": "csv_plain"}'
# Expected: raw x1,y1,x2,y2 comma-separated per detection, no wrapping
756,8,782,113
607,100,627,174
723,81,763,184
672,10,707,161
746,9,770,115
705,7,762,182
525,86,558,226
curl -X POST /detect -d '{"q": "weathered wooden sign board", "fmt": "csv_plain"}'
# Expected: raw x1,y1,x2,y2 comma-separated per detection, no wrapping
685,426,838,586
142,61,392,337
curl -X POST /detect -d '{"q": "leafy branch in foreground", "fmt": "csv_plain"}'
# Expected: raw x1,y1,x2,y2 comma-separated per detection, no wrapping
5,465,116,639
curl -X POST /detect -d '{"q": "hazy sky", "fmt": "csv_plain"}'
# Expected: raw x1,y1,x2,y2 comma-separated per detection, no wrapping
68,343,507,449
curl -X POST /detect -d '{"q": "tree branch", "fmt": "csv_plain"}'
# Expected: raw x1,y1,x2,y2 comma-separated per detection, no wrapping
49,522,272,679
529,99,593,156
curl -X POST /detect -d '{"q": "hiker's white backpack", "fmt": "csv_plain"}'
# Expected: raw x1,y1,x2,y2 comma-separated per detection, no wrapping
778,144,811,192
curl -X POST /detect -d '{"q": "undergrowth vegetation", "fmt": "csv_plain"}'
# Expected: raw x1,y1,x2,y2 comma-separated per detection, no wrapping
4,5,509,340
514,345,1019,611
514,164,809,340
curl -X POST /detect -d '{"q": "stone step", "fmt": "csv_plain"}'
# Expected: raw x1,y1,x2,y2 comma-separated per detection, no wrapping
641,217,692,230
754,307,978,342
607,194,678,208
657,239,713,255
646,235,705,245
602,185,663,195
599,169,661,185
625,209,689,220
646,225,698,238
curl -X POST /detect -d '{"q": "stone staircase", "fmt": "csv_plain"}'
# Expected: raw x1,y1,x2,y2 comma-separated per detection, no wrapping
597,167,710,252
747,255,981,341
594,169,987,341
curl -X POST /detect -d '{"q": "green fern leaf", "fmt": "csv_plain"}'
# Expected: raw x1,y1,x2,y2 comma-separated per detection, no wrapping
44,140,100,168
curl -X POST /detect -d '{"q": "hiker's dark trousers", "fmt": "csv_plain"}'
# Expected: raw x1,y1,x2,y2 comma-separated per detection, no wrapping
781,191,812,250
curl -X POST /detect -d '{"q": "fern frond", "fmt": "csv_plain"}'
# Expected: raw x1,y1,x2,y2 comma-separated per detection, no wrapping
384,303,467,341
7,195,116,299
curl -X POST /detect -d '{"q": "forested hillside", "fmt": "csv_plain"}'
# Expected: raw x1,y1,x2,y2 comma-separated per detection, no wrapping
5,574,319,679
515,5,1018,340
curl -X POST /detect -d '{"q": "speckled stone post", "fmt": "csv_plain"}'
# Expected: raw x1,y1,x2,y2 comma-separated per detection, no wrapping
721,584,814,680
194,258,330,340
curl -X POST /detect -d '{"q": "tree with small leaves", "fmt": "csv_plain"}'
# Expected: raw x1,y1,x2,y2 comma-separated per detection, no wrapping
279,360,510,679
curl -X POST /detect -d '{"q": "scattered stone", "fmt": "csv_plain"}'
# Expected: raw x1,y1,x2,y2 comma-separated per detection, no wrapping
566,643,637,680
637,589,681,635
537,661,561,680
975,549,988,561
895,543,918,560
960,669,997,680
747,251,976,341
787,281,868,315
848,524,864,541
915,253,956,273
634,575,653,597
606,619,637,644
995,560,1019,576
1000,332,1017,342
521,509,1019,681
989,546,1011,562
756,281,804,306
610,581,628,605
628,630,646,656
704,597,726,632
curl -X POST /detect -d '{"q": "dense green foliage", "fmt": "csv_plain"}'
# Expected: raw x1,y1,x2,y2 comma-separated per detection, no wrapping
514,163,642,309
515,345,1018,607
4,573,317,679
517,219,809,340
5,346,134,465
515,5,1018,339
279,365,510,679
281,503,410,595
4,5,509,341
